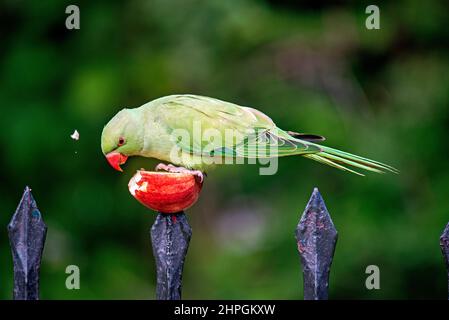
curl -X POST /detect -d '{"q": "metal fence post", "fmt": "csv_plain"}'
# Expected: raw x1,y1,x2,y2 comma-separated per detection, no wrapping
151,212,192,300
7,186,47,300
440,222,449,300
295,187,338,300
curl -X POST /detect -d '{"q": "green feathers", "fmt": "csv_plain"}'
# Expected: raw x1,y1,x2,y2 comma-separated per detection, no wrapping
101,94,397,175
304,145,398,176
101,108,144,156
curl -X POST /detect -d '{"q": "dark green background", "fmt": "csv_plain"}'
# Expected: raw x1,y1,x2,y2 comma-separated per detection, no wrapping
1,0,448,299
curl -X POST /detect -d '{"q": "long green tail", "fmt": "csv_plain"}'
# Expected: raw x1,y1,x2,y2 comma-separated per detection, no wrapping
304,144,398,176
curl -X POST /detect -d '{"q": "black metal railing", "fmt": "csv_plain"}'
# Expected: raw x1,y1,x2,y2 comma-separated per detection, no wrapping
8,187,47,300
5,186,449,300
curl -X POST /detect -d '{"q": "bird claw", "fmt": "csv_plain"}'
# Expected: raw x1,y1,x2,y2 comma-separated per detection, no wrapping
155,163,205,183
155,163,175,172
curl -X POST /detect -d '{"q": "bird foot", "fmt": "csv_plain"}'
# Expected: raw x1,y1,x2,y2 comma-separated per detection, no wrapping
155,163,205,183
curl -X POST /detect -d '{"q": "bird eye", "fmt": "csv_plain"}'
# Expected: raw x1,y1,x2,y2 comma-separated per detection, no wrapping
118,137,125,146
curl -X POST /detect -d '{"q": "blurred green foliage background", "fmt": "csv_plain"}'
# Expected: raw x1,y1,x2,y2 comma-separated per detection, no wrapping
1,0,449,299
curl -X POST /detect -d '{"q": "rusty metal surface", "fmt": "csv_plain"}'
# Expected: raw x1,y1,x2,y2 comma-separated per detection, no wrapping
440,222,449,299
7,186,47,300
151,212,192,300
295,188,338,300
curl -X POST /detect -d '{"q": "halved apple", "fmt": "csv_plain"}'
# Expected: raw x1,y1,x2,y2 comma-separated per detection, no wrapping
128,170,203,213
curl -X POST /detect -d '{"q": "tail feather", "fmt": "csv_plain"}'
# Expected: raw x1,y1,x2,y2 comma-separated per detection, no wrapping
304,144,398,176
305,154,365,176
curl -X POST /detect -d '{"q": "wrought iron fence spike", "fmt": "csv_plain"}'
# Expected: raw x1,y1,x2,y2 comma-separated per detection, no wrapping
440,222,449,300
295,187,338,300
7,186,47,300
151,212,192,300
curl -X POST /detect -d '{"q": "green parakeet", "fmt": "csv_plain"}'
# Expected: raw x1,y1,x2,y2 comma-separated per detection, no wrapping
101,94,397,180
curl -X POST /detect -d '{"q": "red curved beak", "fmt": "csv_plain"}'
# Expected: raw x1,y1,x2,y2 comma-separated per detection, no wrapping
106,152,128,172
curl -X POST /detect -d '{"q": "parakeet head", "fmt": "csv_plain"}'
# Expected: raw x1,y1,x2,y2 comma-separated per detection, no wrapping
101,108,143,171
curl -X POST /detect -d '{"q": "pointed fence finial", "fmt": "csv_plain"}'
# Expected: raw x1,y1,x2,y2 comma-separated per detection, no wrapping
151,212,192,300
8,186,47,300
295,187,338,300
440,222,449,300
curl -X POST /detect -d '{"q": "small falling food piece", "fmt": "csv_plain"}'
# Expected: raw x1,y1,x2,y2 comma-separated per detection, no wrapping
128,170,203,213
70,130,79,140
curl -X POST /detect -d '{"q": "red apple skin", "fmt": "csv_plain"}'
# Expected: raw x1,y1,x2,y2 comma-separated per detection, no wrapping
128,170,203,213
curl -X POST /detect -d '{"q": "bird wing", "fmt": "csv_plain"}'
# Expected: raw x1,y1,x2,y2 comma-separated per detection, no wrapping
156,94,320,158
